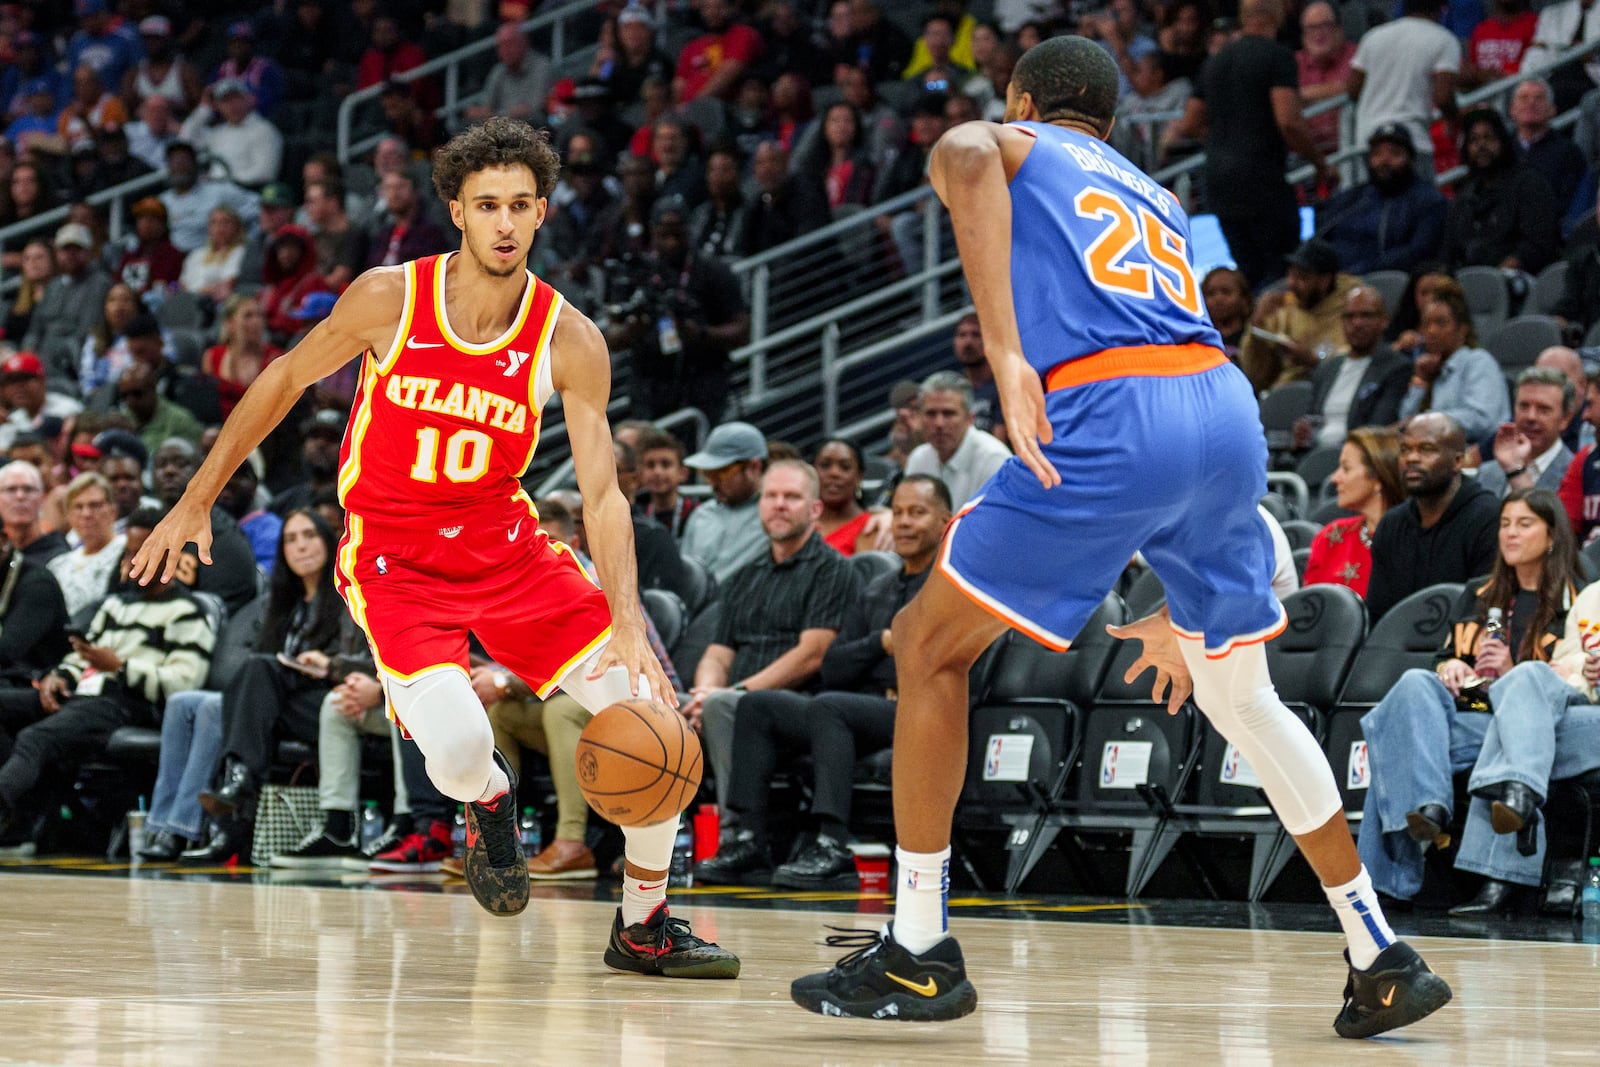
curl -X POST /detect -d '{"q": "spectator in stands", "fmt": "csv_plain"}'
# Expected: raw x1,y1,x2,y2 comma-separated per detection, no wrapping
298,154,373,235
541,148,614,284
698,474,950,888
814,438,881,556
1165,0,1334,285
0,533,68,688
119,360,202,456
906,11,974,94
204,294,281,420
1318,124,1448,276
650,118,707,209
1522,0,1600,111
637,427,696,538
236,183,294,291
160,141,256,256
4,77,65,155
796,103,877,213
0,460,67,565
46,470,122,616
595,4,673,107
260,226,327,345
1510,78,1588,218
1304,427,1404,596
302,179,365,293
949,311,1001,437
1559,362,1600,543
1534,346,1592,453
357,13,430,100
278,0,337,103
66,0,140,101
22,223,111,389
116,198,184,297
375,82,439,154
179,205,246,304
903,370,1010,508
94,431,150,532
1113,42,1192,173
833,64,906,168
0,164,58,264
1297,287,1412,451
148,438,260,615
1297,2,1356,157
125,96,179,174
563,80,634,166
0,352,81,454
77,282,140,397
215,458,279,574
965,40,1019,122
610,438,692,603
688,147,748,262
1348,0,1460,178
1398,288,1511,441
1442,108,1562,274
366,170,449,269
212,21,286,120
271,409,343,517
465,23,552,125
753,1,827,88
768,72,815,153
680,421,768,583
0,511,212,845
1239,238,1361,394
56,64,126,152
2,33,63,124
1358,487,1577,901
1477,367,1578,496
1465,0,1538,88
882,380,925,475
124,15,198,115
686,459,858,807
875,93,949,268
2,241,55,342
1203,267,1253,363
741,141,830,255
1366,412,1502,619
180,79,284,190
675,0,765,104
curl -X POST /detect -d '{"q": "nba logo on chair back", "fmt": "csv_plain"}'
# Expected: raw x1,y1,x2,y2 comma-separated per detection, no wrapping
1219,742,1261,788
1346,741,1369,790
1100,741,1152,789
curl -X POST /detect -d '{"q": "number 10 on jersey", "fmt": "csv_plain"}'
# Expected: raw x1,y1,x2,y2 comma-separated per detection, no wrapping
410,426,492,483
1074,188,1201,315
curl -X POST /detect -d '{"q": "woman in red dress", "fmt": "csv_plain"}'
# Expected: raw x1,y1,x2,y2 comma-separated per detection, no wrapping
815,438,881,556
1304,426,1405,597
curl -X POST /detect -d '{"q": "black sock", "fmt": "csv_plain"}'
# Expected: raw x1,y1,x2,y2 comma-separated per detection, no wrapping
817,817,850,845
323,809,355,842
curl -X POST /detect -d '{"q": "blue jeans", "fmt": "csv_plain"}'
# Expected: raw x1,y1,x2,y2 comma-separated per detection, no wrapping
1356,669,1490,899
146,690,223,841
1456,661,1600,886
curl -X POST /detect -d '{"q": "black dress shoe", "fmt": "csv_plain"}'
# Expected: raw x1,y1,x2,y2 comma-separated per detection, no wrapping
199,759,256,817
179,825,249,865
136,830,184,862
1488,782,1541,834
1404,803,1451,848
1448,878,1519,916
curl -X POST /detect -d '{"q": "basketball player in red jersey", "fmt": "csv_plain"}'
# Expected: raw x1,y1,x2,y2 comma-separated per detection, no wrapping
130,118,738,978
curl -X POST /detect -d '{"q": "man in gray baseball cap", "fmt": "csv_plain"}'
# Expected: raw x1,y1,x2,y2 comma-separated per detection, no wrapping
680,421,768,582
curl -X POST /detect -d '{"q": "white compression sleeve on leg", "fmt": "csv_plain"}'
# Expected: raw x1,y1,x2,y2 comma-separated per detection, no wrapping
1176,640,1343,836
552,639,654,715
383,669,498,803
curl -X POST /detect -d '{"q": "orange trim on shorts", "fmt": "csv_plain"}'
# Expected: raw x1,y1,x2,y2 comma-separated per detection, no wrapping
935,502,1073,652
1171,614,1290,659
1044,343,1227,392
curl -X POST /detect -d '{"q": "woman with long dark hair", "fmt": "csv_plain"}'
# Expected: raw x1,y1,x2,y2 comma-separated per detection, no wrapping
139,509,348,861
794,103,876,212
1356,488,1579,902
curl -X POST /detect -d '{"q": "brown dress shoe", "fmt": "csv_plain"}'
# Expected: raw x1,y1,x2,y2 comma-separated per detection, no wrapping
440,855,464,879
527,839,598,881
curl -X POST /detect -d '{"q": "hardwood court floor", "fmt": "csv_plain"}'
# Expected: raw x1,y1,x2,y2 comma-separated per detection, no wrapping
0,874,1595,1065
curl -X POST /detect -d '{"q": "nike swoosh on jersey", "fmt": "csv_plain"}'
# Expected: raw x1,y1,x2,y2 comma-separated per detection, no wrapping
508,518,523,542
406,335,445,349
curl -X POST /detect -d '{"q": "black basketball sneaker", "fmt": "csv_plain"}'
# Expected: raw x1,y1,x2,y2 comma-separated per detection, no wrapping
464,749,528,916
1333,941,1452,1039
791,925,977,1022
603,902,741,978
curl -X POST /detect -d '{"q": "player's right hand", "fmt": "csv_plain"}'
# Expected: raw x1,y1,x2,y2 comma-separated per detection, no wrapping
994,351,1059,490
129,500,213,586
1106,609,1192,716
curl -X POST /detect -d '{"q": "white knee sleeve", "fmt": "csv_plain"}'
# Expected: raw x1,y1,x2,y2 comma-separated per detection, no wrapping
622,816,678,871
1177,641,1342,836
552,639,654,716
383,669,496,803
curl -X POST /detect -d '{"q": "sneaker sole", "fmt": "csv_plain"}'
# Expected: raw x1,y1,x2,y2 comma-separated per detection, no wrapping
791,979,978,1022
269,856,362,870
368,860,444,873
603,946,742,979
1334,973,1453,1039
528,866,599,881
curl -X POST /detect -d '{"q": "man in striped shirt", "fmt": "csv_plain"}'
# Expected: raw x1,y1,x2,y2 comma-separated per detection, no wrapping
0,508,214,841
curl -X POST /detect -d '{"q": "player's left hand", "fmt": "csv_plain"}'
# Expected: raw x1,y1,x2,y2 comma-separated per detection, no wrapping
1106,609,1192,716
590,616,678,709
994,351,1059,489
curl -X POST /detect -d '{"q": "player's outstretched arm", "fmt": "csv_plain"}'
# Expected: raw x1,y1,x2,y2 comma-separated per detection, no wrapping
928,121,1059,489
550,305,677,707
129,268,406,586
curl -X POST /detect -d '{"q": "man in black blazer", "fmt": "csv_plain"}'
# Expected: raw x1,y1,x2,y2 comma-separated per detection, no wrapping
1297,286,1412,449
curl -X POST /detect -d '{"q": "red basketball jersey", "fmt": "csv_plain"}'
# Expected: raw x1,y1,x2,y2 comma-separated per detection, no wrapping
337,253,562,531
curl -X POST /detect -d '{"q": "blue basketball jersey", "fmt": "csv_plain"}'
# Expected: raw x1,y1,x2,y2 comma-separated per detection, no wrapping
1007,121,1223,377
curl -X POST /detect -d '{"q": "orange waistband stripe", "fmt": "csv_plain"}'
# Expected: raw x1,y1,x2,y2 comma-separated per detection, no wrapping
1044,343,1228,392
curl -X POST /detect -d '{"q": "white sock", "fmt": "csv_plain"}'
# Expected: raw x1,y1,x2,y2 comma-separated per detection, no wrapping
890,846,950,954
620,819,676,925
1324,866,1396,970
474,764,509,805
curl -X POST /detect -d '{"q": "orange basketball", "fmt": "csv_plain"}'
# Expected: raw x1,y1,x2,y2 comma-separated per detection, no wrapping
576,699,703,826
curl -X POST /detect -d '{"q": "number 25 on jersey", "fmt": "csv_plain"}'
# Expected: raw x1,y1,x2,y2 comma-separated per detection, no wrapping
1074,189,1201,315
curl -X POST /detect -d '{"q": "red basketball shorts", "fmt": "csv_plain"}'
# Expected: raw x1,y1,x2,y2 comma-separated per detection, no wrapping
334,511,613,698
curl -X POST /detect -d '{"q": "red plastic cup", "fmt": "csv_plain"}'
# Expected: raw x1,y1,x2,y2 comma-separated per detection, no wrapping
852,843,891,894
692,804,720,862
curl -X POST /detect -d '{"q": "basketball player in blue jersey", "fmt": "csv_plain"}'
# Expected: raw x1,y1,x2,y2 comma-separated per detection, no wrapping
791,36,1453,1037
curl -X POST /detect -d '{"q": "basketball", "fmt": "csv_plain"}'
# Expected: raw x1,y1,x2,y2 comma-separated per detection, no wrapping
575,698,703,826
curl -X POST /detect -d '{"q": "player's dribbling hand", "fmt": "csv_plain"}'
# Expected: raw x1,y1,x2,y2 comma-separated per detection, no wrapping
1105,609,1192,716
129,501,213,586
994,352,1059,490
590,619,678,709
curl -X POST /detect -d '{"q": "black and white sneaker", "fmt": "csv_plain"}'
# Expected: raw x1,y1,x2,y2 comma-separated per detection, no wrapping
791,925,977,1022
1333,941,1452,1039
269,829,365,869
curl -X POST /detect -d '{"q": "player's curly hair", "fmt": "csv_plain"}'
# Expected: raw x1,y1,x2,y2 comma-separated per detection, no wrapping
1012,35,1120,135
432,117,562,203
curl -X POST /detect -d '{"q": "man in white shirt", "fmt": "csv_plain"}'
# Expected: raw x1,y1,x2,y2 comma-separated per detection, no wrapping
159,141,258,255
125,94,180,171
1521,0,1600,110
178,78,283,189
1477,366,1578,495
903,371,1011,507
1348,0,1461,176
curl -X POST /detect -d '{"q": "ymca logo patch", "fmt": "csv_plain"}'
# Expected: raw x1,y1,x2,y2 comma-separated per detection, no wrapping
502,349,531,377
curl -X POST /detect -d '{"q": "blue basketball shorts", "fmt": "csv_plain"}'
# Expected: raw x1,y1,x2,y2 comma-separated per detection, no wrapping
939,345,1286,656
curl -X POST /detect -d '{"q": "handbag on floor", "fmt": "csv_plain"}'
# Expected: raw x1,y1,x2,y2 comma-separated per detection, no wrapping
250,785,321,865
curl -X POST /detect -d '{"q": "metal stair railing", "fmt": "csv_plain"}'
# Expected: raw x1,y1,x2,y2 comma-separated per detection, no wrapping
0,168,170,296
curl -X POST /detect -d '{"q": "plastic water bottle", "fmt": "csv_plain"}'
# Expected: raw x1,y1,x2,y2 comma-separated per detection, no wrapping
670,818,694,888
519,807,542,855
451,805,467,852
359,801,384,851
1582,857,1600,921
1479,607,1507,679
